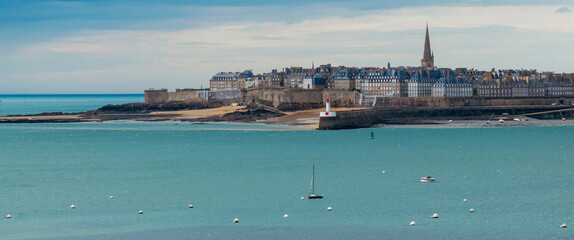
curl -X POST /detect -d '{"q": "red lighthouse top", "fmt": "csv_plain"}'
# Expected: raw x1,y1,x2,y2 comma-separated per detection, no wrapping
326,98,330,103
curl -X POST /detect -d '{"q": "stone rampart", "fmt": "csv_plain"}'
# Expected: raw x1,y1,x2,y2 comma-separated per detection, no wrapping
375,97,571,108
144,89,168,104
257,90,323,107
168,91,196,102
323,91,356,107
253,89,354,107
318,105,574,130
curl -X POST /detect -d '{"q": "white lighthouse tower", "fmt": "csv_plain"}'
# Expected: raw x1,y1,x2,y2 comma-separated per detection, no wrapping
320,98,336,117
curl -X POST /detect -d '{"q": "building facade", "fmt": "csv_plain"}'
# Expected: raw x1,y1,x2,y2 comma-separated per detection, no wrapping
209,72,240,90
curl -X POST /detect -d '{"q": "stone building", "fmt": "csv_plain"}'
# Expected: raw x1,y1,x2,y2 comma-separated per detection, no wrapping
474,80,512,98
510,79,529,97
361,69,409,97
431,77,473,97
236,70,254,89
544,78,573,97
311,73,326,89
285,67,313,88
209,72,240,90
266,69,284,88
528,79,546,97
407,68,440,97
301,74,313,89
332,67,357,90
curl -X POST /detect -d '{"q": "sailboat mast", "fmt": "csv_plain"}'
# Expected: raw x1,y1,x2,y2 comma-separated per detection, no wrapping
312,164,315,194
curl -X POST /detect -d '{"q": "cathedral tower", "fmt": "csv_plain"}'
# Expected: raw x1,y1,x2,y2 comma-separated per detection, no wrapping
421,23,434,69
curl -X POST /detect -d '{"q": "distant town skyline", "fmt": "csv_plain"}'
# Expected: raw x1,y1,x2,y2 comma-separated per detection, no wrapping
1,0,573,94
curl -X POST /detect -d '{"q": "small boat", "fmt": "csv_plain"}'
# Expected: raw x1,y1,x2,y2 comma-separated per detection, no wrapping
308,164,323,199
369,130,374,139
420,176,435,182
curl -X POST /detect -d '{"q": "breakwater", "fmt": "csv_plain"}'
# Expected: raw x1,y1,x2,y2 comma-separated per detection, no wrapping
317,105,574,130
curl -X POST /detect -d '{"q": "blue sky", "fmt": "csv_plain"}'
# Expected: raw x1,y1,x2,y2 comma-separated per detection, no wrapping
1,0,573,94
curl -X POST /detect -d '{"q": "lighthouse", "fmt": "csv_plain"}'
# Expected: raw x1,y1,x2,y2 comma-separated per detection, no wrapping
320,98,336,117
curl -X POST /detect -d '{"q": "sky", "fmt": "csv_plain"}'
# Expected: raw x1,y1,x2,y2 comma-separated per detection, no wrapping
1,0,574,94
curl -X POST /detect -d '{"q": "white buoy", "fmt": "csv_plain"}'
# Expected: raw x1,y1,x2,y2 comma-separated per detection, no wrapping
70,205,76,209
109,196,114,199
449,120,453,123
327,206,333,211
561,223,567,228
431,213,439,218
463,199,468,202
410,221,415,226
301,197,305,200
469,208,475,213
283,214,289,218
382,170,386,174
188,204,194,208
6,214,11,219
233,218,239,223
139,210,143,214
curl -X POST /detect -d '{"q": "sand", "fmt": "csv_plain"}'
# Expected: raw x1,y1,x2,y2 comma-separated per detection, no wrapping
150,106,368,130
150,106,245,118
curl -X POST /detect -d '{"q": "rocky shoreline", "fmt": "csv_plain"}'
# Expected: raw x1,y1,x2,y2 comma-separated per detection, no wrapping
1,103,573,130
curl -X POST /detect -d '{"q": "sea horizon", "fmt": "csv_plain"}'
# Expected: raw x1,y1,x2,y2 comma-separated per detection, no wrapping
0,94,144,116
0,93,144,96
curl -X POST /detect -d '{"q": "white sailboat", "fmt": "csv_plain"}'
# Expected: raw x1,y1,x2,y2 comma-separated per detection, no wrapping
308,164,323,199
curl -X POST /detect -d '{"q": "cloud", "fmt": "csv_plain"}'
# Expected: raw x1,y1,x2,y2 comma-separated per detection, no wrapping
555,6,572,13
4,4,574,93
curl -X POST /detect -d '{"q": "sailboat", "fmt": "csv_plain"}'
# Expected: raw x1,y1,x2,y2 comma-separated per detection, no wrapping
369,129,374,139
308,164,323,199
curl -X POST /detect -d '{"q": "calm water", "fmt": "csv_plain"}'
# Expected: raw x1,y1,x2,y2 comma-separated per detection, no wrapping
0,94,143,116
0,122,573,239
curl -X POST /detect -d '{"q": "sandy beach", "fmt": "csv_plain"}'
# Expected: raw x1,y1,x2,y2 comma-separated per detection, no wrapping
150,106,246,118
150,106,367,130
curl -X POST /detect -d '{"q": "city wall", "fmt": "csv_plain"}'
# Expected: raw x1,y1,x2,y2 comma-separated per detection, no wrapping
144,89,203,104
144,89,168,104
374,97,570,108
243,89,355,107
147,89,574,110
168,91,196,102
318,103,574,130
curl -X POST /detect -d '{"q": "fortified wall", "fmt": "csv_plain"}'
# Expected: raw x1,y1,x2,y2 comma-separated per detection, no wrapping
318,102,574,130
144,89,207,104
373,97,571,108
144,89,168,104
146,88,573,111
245,89,355,107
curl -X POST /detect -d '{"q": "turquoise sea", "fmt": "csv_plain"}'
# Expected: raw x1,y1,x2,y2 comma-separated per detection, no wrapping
0,94,144,116
0,96,573,239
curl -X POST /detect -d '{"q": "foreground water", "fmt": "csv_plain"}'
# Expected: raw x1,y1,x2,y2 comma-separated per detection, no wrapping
0,94,143,116
0,122,572,239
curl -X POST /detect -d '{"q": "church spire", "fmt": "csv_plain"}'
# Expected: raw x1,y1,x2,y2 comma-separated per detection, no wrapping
421,22,434,69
